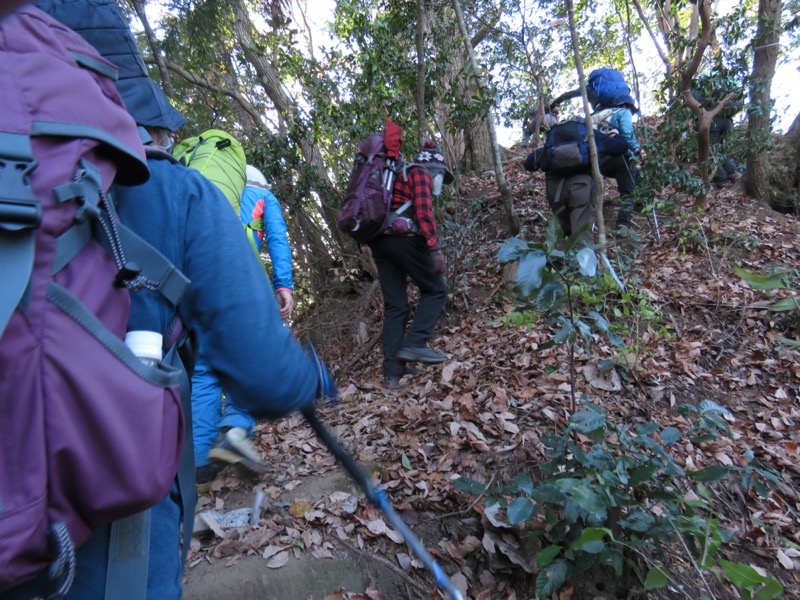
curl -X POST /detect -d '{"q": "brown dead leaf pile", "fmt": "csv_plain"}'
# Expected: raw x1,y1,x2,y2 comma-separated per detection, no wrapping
191,159,800,600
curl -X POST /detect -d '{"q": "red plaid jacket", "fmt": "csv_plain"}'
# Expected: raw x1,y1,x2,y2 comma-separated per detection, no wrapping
391,165,439,250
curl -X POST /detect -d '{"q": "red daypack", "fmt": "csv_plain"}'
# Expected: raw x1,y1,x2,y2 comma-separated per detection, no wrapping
0,7,187,595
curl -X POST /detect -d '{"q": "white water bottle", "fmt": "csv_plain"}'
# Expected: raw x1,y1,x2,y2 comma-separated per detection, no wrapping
124,330,163,367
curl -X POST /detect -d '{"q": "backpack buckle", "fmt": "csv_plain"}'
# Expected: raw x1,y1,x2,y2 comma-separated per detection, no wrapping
113,260,142,288
0,133,41,231
53,159,103,224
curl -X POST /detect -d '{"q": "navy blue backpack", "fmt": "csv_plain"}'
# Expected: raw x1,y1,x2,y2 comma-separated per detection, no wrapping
537,120,591,174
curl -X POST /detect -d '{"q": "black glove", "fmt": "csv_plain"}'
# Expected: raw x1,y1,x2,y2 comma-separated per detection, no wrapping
431,250,446,275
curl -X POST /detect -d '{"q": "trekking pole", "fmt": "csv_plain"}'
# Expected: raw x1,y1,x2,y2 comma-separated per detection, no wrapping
650,204,661,241
600,252,625,291
302,407,465,600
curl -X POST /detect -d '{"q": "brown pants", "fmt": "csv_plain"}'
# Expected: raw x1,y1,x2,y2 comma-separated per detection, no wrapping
546,173,596,241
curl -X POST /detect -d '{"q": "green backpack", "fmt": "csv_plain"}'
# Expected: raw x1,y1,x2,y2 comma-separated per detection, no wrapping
173,129,247,214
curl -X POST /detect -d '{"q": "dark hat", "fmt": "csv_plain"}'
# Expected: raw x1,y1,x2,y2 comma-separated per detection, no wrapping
415,140,454,184
37,0,186,132
610,93,639,113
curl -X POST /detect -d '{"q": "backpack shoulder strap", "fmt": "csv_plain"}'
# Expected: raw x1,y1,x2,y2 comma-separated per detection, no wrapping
399,161,424,182
114,224,189,306
146,146,179,164
0,132,39,336
105,511,151,600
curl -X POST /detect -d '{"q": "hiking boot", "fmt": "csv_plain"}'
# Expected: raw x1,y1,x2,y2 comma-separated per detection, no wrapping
208,427,268,476
196,464,221,494
615,210,632,230
384,376,401,389
395,346,446,364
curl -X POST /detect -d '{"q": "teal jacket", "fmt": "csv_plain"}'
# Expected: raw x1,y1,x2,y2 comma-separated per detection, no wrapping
594,107,639,161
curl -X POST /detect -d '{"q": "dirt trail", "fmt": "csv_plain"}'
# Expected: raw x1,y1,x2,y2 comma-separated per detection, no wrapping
185,466,415,599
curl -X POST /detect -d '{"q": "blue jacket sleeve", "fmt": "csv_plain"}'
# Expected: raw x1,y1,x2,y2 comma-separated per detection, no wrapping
118,161,318,419
611,109,639,156
261,191,293,291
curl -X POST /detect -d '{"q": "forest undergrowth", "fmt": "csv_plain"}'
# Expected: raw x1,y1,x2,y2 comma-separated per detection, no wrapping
189,152,800,600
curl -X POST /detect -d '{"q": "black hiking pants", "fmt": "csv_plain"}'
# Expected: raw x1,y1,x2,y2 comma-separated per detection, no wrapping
369,234,448,378
600,154,639,228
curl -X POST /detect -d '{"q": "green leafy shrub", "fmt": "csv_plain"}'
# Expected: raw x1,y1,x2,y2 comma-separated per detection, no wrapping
454,401,783,598
735,265,800,347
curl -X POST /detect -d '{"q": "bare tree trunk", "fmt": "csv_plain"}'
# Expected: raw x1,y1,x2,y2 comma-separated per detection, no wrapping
745,0,782,206
565,0,607,247
449,0,520,235
788,112,800,139
129,0,174,97
677,0,716,208
415,0,427,148
231,0,344,255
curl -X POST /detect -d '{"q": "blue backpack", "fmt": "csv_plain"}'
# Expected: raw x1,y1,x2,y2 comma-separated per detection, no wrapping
587,68,632,109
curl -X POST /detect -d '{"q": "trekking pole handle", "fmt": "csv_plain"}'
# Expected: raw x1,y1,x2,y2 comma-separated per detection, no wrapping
302,408,465,600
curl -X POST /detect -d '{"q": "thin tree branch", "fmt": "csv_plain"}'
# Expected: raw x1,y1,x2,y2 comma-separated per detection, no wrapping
144,56,263,126
128,0,175,97
631,0,672,71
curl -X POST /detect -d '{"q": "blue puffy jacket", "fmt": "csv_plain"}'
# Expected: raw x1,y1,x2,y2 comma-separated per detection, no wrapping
240,184,293,292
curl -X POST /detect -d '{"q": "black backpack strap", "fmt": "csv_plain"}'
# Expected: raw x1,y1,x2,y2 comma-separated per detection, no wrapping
0,132,40,337
114,224,190,306
104,510,151,600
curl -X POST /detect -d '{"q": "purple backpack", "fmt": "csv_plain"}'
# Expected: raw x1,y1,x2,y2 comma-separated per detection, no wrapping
0,7,187,595
338,134,402,243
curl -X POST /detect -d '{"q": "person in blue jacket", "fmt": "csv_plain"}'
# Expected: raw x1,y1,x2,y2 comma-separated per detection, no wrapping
9,2,337,599
241,164,294,318
192,164,296,489
550,86,646,230
592,97,645,229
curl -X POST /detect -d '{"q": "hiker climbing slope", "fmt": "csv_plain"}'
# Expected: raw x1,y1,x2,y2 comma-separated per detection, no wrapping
551,68,645,229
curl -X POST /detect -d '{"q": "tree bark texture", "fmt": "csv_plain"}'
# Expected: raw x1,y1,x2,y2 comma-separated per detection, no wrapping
745,0,782,207
449,0,519,235
231,0,344,257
